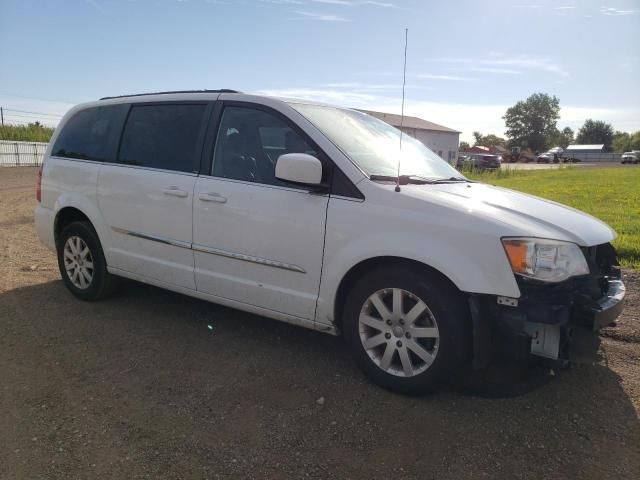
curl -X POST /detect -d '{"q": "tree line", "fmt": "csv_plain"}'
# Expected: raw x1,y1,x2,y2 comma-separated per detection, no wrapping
460,93,640,154
0,122,55,143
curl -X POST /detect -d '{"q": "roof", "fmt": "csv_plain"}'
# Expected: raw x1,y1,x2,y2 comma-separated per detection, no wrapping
357,109,460,134
465,145,506,155
566,144,605,151
99,89,240,100
466,146,491,153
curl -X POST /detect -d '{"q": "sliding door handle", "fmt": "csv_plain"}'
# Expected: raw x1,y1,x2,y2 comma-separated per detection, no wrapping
199,192,227,204
163,186,189,198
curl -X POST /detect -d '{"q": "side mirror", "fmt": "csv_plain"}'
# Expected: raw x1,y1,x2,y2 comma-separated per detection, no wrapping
275,153,325,189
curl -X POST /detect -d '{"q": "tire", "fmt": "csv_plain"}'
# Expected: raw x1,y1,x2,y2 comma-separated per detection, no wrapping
56,221,118,301
343,266,471,394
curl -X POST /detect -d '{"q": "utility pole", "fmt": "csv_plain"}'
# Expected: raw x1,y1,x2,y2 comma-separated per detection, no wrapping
1,107,4,127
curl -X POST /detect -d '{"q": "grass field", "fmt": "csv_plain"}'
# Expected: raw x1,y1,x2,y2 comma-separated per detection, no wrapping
466,167,640,269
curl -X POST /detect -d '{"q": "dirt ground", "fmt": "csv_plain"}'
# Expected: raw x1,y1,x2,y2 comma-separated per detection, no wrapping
1,166,639,480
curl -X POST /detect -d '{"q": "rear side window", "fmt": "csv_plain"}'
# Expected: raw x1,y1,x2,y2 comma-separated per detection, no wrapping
118,104,207,173
52,105,127,161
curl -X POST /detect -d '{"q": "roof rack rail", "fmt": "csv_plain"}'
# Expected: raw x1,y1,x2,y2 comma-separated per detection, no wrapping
99,89,241,100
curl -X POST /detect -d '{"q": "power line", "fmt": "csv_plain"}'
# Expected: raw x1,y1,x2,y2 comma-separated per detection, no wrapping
3,113,58,124
4,112,59,119
3,108,63,118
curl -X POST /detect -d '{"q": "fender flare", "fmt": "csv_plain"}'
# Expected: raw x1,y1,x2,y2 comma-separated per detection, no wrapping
53,193,113,262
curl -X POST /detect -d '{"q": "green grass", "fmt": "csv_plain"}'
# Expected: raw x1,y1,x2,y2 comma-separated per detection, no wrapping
0,124,54,142
465,167,640,269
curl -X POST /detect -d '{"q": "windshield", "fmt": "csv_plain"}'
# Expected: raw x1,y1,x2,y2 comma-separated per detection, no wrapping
291,103,462,180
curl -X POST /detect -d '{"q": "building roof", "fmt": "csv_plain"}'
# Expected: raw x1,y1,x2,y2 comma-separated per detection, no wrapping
357,109,460,134
566,144,605,151
465,145,506,155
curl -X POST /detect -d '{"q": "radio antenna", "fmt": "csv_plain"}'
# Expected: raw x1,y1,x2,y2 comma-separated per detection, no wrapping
395,28,409,193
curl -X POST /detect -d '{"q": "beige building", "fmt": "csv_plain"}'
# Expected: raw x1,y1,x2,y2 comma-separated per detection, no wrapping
359,110,461,165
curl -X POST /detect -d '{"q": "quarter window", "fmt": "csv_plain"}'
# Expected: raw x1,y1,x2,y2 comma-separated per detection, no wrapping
118,104,207,173
52,105,127,161
212,106,317,186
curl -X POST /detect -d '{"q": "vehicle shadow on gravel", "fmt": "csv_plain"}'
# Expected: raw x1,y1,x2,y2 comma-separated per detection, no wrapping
2,279,639,479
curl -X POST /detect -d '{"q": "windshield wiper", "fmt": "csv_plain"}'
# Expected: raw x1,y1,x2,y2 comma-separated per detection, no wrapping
369,174,435,185
369,174,470,185
428,176,472,184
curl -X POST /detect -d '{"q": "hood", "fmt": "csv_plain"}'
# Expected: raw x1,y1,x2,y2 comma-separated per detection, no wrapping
402,182,616,247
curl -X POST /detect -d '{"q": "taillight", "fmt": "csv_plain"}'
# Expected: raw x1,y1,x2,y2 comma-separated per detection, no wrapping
36,165,43,203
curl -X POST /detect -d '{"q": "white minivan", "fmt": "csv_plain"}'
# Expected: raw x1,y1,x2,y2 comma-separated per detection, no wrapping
35,90,625,393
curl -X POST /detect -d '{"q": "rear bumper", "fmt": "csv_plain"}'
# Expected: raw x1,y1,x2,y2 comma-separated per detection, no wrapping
34,205,56,252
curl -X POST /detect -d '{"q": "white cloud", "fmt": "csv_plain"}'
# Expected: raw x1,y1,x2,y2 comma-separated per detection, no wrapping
433,54,569,77
600,7,639,16
85,0,108,14
553,5,576,10
309,0,352,5
361,1,395,6
417,73,470,81
451,66,523,75
260,0,304,4
309,0,395,5
265,0,395,7
295,10,350,21
321,82,404,90
254,87,376,104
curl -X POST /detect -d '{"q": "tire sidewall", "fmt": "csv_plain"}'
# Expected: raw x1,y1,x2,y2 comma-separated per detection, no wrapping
343,266,470,394
56,222,109,301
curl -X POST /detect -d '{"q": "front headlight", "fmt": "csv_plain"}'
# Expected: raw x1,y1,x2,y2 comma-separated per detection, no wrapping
502,238,589,283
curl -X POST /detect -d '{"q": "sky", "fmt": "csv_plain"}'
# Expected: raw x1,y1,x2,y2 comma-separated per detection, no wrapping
0,0,639,143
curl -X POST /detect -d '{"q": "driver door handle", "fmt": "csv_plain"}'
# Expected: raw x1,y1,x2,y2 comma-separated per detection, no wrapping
163,186,189,198
199,192,227,204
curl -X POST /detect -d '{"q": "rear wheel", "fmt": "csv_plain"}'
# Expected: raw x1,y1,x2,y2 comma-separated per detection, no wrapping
343,266,471,394
56,221,118,301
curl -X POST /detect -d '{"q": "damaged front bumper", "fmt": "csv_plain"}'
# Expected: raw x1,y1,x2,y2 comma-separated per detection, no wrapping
470,243,626,367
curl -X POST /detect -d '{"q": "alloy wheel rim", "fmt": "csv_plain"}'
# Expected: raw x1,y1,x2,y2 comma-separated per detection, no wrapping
358,288,439,377
63,236,94,290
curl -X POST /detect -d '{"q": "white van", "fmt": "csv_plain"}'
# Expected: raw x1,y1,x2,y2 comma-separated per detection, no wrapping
35,90,625,393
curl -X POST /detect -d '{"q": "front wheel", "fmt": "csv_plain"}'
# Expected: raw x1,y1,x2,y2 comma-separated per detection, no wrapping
343,266,471,394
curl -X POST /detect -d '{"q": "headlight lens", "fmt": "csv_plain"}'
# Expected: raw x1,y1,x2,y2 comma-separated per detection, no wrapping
502,238,589,282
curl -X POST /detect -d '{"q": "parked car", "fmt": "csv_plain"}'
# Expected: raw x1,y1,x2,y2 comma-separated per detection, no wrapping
536,152,559,164
456,153,501,170
35,90,625,394
621,152,639,164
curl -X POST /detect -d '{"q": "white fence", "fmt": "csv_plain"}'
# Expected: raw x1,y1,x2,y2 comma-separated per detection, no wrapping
0,140,48,166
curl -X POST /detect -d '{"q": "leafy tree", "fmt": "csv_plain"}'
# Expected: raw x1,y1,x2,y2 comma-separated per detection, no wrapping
614,131,640,152
576,119,614,151
613,131,631,153
471,132,505,147
481,134,506,147
548,126,574,148
459,141,470,151
503,93,560,151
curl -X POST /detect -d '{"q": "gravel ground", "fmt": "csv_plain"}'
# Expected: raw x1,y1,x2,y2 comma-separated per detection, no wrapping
1,167,639,480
